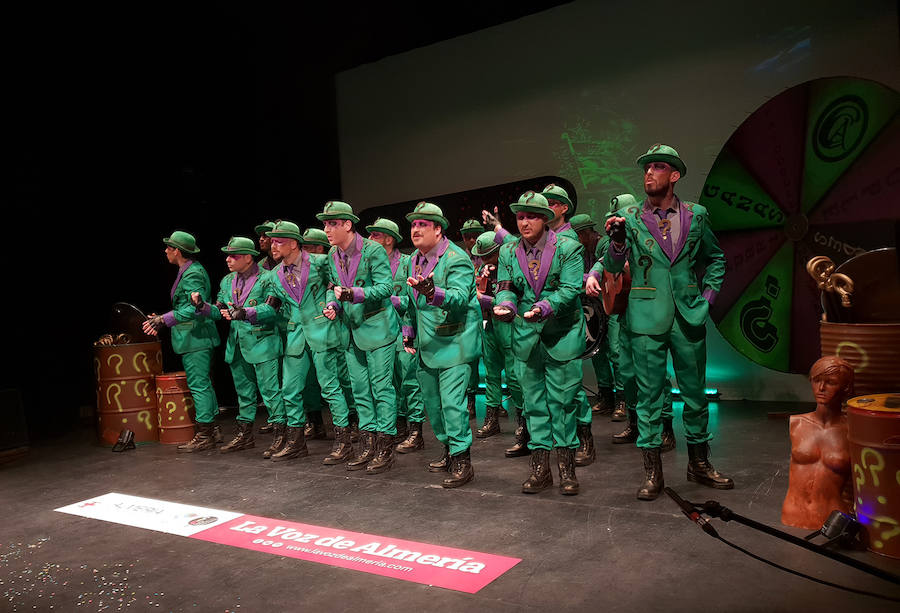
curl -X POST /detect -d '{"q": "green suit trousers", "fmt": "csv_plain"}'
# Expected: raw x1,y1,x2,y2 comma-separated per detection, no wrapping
229,343,283,424
518,344,580,450
417,361,472,455
394,349,425,423
482,325,523,409
592,314,623,391
346,341,397,434
182,348,217,424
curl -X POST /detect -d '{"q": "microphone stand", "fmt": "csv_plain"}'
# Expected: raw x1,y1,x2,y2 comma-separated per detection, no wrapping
664,487,900,586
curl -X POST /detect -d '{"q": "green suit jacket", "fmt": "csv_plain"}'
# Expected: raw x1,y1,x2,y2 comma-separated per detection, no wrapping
388,250,414,352
272,252,349,355
404,238,482,370
495,230,586,362
326,234,400,351
599,198,725,335
200,266,282,365
163,261,220,355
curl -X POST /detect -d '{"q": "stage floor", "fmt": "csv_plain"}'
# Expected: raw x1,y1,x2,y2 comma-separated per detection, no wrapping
2,400,899,612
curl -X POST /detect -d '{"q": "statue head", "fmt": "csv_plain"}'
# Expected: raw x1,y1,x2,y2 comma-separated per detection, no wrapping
808,356,854,408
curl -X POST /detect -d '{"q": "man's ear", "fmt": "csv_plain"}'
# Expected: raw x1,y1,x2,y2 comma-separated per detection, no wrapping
670,170,681,184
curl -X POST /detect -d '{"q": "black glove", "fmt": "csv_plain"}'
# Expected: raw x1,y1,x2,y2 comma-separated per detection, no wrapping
403,336,415,349
264,295,282,311
493,308,514,323
336,286,354,302
229,306,247,321
417,276,436,301
214,301,228,311
145,315,165,332
607,219,627,244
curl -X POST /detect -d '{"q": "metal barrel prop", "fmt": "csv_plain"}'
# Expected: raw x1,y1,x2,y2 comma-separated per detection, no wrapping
847,394,900,559
820,322,900,395
94,341,163,445
155,372,196,444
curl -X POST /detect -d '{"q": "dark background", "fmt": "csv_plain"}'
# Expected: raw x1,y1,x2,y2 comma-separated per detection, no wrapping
7,3,568,437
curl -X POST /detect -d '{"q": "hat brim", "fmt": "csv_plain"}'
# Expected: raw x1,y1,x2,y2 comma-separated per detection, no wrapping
405,213,449,230
315,213,361,223
636,153,687,177
303,239,331,247
266,231,303,242
509,203,555,221
471,243,500,257
221,247,260,256
571,223,596,232
460,227,485,235
254,225,274,236
365,225,403,243
541,193,574,211
163,238,199,254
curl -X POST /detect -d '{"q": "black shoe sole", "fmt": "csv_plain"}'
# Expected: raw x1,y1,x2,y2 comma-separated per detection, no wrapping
271,451,309,462
687,473,735,489
219,443,255,453
505,448,531,458
475,429,500,439
442,473,474,488
522,481,552,494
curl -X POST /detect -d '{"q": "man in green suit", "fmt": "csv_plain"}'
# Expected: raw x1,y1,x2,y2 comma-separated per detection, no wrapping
494,192,586,495
320,201,400,474
590,144,733,500
471,231,525,440
460,218,485,419
143,231,221,452
265,220,354,463
190,237,284,454
366,217,426,453
404,202,481,487
255,221,279,271
540,184,596,467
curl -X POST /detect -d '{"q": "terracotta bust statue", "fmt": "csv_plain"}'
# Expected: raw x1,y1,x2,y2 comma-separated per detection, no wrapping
781,356,855,530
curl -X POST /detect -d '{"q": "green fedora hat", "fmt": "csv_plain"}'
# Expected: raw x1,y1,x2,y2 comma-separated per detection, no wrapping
221,236,259,256
569,214,596,232
365,218,403,243
254,220,275,236
541,183,575,213
460,219,485,235
470,231,500,257
509,190,554,221
266,219,303,242
636,144,687,177
302,228,330,247
163,230,200,255
609,193,639,213
315,200,360,223
405,201,449,230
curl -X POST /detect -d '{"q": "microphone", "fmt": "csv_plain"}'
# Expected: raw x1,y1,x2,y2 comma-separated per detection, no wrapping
665,487,720,538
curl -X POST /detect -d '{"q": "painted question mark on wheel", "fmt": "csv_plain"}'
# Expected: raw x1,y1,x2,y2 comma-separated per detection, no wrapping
107,354,123,375
106,383,122,411
138,410,153,431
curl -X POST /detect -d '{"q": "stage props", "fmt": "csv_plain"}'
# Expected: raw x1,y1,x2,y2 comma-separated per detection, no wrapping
701,77,900,373
781,356,854,530
94,303,164,446
155,372,196,445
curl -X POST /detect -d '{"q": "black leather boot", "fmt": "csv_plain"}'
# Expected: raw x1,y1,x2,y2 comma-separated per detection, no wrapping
258,422,274,435
442,449,474,488
522,449,552,493
661,418,676,453
304,411,327,440
271,426,308,462
211,423,224,444
637,447,664,500
346,430,376,470
348,413,360,442
610,390,627,421
505,408,531,458
612,409,638,444
396,421,424,453
365,432,395,474
592,387,615,415
220,421,255,453
394,417,409,445
177,422,217,453
476,405,501,438
687,442,734,489
557,447,579,495
428,445,450,472
262,423,286,459
467,392,477,420
323,425,354,465
574,422,595,466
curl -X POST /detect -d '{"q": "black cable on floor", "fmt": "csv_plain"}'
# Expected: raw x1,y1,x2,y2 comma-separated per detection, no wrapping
715,533,900,603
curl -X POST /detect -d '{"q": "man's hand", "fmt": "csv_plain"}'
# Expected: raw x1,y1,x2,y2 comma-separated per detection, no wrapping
225,303,247,321
585,275,601,297
407,273,436,301
403,336,416,355
523,306,543,322
482,206,501,231
142,314,164,336
190,292,202,307
334,286,354,302
492,305,514,322
323,305,337,320
605,216,627,245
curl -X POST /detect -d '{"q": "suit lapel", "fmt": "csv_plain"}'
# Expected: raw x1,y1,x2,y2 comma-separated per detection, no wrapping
535,230,557,296
412,237,449,302
672,204,694,262
171,260,194,301
231,267,260,308
641,208,674,262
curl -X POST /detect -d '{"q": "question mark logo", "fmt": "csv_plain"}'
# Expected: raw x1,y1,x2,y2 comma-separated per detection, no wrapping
93,357,101,377
138,410,153,431
871,516,900,551
107,354,123,375
166,401,177,423
854,463,867,505
106,383,122,411
638,255,653,284
133,352,149,373
861,448,885,488
134,380,150,402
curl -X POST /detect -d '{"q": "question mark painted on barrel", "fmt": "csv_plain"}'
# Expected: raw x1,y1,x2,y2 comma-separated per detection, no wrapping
133,352,149,373
854,463,867,505
638,255,653,285
138,410,152,431
106,383,122,411
107,354,123,375
183,397,194,421
134,380,150,402
871,516,900,551
166,401,177,423
93,357,101,377
861,448,885,489
835,341,869,372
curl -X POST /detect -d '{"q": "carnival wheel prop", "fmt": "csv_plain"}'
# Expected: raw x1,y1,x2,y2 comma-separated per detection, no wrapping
700,77,900,373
